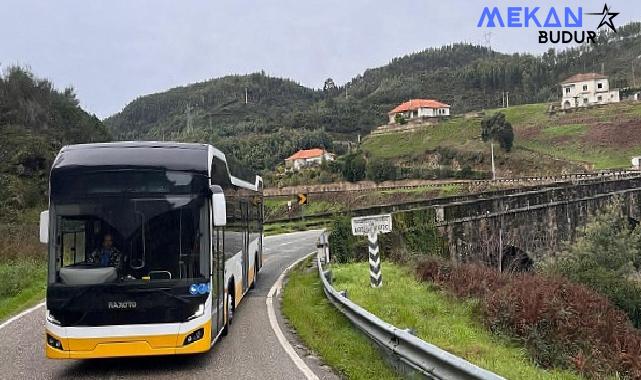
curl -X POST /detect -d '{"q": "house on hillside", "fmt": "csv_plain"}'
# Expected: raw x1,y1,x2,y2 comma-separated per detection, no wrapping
388,99,450,124
560,73,620,109
285,148,335,171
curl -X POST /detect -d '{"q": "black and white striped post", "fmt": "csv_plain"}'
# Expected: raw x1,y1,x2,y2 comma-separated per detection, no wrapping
368,230,382,287
351,214,392,289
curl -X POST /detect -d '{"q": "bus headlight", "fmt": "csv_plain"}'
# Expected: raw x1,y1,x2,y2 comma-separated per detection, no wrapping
183,328,204,346
47,334,63,350
187,304,205,321
46,310,61,325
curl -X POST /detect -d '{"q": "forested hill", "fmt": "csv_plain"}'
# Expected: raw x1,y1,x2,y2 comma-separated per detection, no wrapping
344,22,641,113
104,22,641,173
0,67,110,220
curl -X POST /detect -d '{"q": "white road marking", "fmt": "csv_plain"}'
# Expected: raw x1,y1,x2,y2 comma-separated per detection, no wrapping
0,301,45,331
266,251,319,380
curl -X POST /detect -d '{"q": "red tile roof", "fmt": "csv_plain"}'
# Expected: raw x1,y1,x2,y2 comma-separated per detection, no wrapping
389,99,450,114
561,72,607,84
285,148,326,161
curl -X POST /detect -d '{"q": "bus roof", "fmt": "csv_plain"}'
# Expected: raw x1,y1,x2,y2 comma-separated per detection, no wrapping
53,142,211,174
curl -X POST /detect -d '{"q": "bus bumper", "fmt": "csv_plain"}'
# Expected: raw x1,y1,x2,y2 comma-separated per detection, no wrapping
45,320,212,359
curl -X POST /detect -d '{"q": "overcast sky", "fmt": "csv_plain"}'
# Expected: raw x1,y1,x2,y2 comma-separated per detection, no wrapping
1,0,639,118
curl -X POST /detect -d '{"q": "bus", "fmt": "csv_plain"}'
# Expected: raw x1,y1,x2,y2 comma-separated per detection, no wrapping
39,142,263,359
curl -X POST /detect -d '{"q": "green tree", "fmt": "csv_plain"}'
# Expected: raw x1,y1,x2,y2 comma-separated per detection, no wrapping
366,159,397,182
342,153,366,182
394,113,407,125
481,112,514,152
540,202,641,327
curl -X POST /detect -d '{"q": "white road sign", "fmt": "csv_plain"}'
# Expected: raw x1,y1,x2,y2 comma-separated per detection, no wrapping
351,214,393,236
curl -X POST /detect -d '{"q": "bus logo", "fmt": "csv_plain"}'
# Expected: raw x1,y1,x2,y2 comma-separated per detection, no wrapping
108,301,137,309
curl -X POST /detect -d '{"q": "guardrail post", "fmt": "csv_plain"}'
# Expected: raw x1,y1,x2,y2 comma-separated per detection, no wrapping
317,233,329,264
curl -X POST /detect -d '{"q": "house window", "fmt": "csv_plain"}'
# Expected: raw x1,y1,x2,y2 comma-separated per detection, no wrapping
598,82,603,89
597,95,602,102
583,98,588,104
611,93,614,98
565,87,571,94
582,85,588,91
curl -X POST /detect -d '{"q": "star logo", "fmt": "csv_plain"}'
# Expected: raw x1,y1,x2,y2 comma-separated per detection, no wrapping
587,4,619,33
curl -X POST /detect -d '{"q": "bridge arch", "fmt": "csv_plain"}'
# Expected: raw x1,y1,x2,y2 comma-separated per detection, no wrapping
501,245,533,273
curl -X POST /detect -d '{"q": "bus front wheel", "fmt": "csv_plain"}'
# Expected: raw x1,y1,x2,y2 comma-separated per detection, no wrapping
222,290,234,336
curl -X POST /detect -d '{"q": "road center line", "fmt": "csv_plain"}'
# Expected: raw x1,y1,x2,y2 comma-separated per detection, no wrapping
266,251,319,380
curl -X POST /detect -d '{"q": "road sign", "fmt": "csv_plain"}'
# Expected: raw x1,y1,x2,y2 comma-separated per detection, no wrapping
351,214,393,236
351,214,392,288
298,193,308,205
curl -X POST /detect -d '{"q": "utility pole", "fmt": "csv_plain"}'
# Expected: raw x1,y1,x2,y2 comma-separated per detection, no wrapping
491,142,496,180
185,104,193,134
506,92,509,108
245,87,248,104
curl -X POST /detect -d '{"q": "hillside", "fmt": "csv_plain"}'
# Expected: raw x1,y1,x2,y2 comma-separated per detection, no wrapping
362,101,641,176
0,67,110,221
104,22,641,175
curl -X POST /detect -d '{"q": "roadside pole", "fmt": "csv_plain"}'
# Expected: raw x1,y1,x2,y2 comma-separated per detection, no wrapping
298,193,307,222
351,214,392,288
367,229,382,287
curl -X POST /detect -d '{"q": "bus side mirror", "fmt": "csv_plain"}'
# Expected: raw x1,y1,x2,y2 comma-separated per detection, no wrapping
210,185,227,226
39,210,49,243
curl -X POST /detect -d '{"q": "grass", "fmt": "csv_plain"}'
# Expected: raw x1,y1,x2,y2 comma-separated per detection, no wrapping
363,101,641,172
281,257,402,380
263,218,333,236
330,262,583,380
0,259,47,322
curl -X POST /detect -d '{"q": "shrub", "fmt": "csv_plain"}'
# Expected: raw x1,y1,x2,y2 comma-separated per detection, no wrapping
365,159,397,182
341,153,366,182
329,217,357,263
416,258,641,379
540,203,641,327
0,258,46,298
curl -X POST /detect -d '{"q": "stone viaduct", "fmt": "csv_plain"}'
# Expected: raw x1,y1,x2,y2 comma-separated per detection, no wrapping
429,176,641,271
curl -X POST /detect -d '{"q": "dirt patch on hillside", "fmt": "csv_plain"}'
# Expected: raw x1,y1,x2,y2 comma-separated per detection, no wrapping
516,126,541,140
581,119,641,148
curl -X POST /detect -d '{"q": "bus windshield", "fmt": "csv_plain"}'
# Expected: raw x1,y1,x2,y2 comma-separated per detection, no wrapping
49,170,210,284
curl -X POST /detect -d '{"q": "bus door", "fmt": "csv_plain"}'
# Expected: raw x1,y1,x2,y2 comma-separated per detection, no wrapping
240,200,249,292
212,227,225,336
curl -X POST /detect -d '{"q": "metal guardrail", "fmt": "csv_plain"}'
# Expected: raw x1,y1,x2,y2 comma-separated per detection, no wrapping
315,232,505,380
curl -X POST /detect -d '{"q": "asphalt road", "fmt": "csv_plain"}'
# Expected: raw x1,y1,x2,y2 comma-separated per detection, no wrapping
0,230,331,380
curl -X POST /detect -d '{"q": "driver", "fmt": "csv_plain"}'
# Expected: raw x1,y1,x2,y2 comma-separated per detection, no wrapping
88,233,121,267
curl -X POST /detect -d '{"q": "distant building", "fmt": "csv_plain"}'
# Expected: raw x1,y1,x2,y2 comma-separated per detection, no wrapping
632,156,641,170
560,73,620,109
285,148,335,171
388,99,450,124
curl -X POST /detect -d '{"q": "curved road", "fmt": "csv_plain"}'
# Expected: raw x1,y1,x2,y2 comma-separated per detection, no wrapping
0,230,334,380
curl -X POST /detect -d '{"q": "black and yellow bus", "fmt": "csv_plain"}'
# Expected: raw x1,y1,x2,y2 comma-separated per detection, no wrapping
39,142,263,359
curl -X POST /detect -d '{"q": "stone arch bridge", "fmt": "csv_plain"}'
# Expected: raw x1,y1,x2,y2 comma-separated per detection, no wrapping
428,176,641,270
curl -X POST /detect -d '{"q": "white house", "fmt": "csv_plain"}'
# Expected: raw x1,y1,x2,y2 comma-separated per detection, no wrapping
632,156,641,170
388,99,450,123
285,148,335,171
560,73,620,109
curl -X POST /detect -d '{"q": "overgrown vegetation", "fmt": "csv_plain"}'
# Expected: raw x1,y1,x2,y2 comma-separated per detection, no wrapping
281,257,401,379
416,258,641,379
332,262,582,379
541,203,641,327
0,66,109,321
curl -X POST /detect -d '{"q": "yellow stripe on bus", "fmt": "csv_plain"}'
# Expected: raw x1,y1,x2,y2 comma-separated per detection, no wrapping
45,320,212,359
